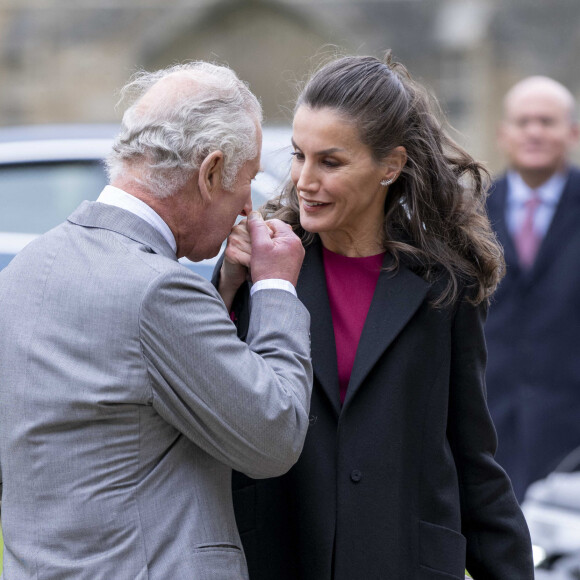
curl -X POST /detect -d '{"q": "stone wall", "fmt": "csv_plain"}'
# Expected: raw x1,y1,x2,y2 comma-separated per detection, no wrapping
1,0,579,173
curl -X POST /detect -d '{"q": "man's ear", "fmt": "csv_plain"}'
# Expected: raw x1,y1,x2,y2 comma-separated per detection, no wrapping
198,150,225,203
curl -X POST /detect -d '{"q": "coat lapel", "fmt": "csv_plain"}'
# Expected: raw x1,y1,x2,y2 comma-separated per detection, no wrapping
297,240,342,417
343,254,428,409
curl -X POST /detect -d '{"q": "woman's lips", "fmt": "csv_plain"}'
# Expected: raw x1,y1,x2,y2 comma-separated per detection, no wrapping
301,199,330,212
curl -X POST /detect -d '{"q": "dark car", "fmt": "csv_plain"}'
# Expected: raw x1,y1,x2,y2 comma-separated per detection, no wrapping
0,124,292,278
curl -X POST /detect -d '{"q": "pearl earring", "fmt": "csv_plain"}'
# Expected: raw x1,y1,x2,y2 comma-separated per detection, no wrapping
380,178,393,186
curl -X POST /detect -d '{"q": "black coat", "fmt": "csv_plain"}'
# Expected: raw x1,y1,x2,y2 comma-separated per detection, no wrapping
216,240,533,579
485,168,580,501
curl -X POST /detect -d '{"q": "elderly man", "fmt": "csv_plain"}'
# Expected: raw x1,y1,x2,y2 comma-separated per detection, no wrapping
0,62,312,579
486,76,580,501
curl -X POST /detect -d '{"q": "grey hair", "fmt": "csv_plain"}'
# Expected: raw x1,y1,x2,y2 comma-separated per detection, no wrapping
106,61,263,197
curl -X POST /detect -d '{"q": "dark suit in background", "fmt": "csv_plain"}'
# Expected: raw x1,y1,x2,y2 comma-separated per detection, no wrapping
485,75,580,501
485,168,580,500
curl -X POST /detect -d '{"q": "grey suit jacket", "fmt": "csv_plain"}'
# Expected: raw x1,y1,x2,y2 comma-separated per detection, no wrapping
0,201,312,579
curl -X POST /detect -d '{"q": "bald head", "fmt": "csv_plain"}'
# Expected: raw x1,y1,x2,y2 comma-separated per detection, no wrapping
503,76,576,123
131,72,201,118
131,67,255,123
498,76,579,187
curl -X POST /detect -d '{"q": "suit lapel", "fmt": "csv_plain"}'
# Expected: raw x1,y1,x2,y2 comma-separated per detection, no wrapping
343,254,428,409
492,169,580,281
530,168,580,277
297,240,342,417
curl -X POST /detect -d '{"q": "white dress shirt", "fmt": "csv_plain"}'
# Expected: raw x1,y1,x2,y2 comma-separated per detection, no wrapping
96,185,296,297
505,171,566,238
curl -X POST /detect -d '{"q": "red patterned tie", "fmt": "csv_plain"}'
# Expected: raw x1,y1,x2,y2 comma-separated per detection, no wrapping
514,191,542,269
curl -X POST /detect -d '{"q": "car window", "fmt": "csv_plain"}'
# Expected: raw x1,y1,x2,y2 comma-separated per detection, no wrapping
0,125,292,280
0,161,107,234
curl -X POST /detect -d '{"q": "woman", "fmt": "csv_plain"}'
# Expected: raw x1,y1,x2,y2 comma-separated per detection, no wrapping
215,54,534,579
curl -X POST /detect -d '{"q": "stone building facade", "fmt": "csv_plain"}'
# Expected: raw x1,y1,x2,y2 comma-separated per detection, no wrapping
0,0,579,172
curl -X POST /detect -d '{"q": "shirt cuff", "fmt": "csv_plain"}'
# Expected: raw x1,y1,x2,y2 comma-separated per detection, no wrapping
250,279,297,298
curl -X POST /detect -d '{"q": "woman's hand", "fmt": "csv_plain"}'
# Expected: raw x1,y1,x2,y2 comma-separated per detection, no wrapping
218,219,253,311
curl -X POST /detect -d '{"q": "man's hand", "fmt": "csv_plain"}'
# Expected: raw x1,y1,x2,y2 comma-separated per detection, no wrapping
247,212,304,287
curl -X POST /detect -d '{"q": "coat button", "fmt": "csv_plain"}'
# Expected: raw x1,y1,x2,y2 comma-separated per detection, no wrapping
350,469,362,483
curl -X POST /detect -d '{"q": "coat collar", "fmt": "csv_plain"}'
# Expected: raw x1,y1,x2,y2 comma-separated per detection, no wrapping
67,200,178,262
297,238,429,416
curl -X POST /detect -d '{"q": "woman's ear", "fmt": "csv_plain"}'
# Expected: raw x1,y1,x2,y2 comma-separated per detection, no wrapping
382,146,407,182
198,150,225,202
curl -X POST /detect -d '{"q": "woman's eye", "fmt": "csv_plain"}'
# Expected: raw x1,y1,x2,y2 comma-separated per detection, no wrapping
322,159,340,168
290,151,304,161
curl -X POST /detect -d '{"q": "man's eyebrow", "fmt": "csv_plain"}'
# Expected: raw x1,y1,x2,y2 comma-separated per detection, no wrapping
291,138,344,156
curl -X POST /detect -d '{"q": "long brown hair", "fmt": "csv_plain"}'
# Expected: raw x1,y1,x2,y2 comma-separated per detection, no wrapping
262,53,504,306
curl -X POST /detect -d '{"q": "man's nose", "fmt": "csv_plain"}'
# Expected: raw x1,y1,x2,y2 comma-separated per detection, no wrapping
525,120,545,138
240,196,253,217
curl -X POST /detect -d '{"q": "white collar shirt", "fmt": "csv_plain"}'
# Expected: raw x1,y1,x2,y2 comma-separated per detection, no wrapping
96,185,177,254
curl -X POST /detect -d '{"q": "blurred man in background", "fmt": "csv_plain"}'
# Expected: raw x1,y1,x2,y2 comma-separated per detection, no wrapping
0,62,312,579
485,75,580,501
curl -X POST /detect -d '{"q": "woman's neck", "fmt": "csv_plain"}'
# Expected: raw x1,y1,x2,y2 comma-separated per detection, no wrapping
319,230,384,257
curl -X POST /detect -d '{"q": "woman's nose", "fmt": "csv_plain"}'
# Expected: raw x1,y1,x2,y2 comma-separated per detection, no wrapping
295,162,319,193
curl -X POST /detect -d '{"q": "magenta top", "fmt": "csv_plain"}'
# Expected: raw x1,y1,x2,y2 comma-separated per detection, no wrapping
322,246,384,404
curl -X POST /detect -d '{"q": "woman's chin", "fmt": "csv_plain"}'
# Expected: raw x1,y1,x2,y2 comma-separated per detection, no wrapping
299,214,329,235
300,222,324,235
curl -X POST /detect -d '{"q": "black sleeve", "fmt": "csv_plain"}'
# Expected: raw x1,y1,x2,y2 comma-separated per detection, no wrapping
448,292,534,579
